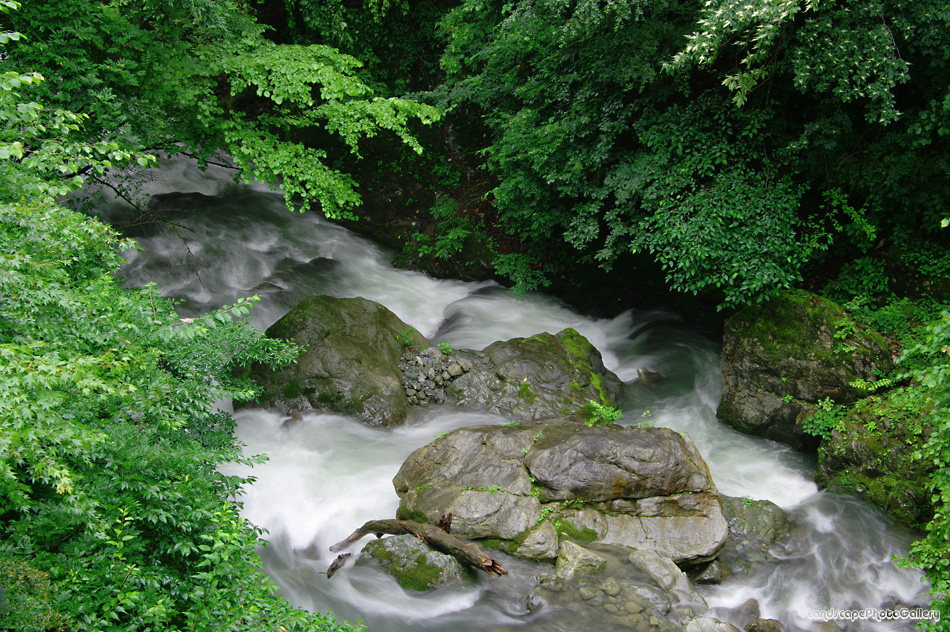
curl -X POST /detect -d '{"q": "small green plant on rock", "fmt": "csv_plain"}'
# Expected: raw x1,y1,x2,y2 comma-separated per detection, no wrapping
803,397,845,441
833,319,858,355
395,327,416,348
438,341,452,354
537,504,558,524
584,400,622,427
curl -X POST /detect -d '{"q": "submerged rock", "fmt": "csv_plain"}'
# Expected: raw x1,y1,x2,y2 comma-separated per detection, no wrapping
246,294,430,426
393,419,727,563
360,534,468,591
697,496,790,579
718,289,892,449
684,617,743,632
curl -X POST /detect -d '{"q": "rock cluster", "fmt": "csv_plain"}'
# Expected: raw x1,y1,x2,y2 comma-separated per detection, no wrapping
393,419,728,564
398,346,473,407
248,295,621,425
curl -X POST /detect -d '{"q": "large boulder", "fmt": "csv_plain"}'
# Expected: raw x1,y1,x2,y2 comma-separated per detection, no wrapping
247,295,430,426
393,419,727,563
445,328,623,421
816,388,933,527
718,289,892,449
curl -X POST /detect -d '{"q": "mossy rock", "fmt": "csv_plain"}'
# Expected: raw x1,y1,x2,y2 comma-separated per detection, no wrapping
816,387,934,527
553,518,598,543
244,295,431,426
445,328,622,421
718,289,892,449
360,535,470,591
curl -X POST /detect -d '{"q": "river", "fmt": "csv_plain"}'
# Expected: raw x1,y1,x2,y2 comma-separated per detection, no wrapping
90,159,930,631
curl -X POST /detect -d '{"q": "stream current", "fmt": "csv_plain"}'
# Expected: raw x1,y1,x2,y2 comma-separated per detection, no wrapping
92,160,930,631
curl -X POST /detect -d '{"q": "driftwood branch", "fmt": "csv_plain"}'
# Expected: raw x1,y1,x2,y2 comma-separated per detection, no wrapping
322,553,351,579
330,519,507,576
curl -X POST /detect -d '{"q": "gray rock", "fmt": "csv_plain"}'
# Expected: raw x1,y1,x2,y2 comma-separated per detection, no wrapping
555,541,607,581
601,576,621,597
685,617,743,632
526,425,712,502
393,420,727,563
446,328,623,421
721,496,790,544
627,548,707,612
361,534,467,591
517,521,559,561
717,289,892,449
693,559,733,585
717,496,790,573
247,295,430,426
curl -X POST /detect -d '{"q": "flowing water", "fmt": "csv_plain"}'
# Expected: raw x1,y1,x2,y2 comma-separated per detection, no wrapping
91,160,931,631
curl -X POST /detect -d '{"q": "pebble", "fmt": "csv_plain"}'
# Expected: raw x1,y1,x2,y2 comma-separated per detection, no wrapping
399,347,472,407
601,577,621,597
624,602,643,615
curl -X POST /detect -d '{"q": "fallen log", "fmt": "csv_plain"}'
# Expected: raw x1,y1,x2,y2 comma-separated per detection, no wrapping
330,519,507,576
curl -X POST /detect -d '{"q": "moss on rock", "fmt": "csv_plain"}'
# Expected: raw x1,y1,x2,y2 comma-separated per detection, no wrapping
553,518,598,543
816,387,933,527
718,289,892,449
361,535,469,591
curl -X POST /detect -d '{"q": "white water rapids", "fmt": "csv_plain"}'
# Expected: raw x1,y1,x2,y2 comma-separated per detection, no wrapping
90,160,930,631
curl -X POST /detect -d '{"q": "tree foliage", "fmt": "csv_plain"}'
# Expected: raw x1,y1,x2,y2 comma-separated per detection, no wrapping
2,0,439,217
433,0,950,306
0,6,362,628
900,310,950,628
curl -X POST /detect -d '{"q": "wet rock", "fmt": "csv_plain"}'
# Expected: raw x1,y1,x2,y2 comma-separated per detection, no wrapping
721,496,789,543
393,420,727,562
360,534,468,591
627,548,707,612
246,295,431,426
685,617,743,632
601,576,621,597
555,541,607,581
816,388,933,527
714,496,790,575
517,521,559,561
446,328,623,421
717,289,892,449
693,559,733,585
746,619,784,632
732,599,761,629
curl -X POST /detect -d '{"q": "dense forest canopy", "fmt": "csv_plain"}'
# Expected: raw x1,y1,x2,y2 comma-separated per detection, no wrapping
2,0,950,628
